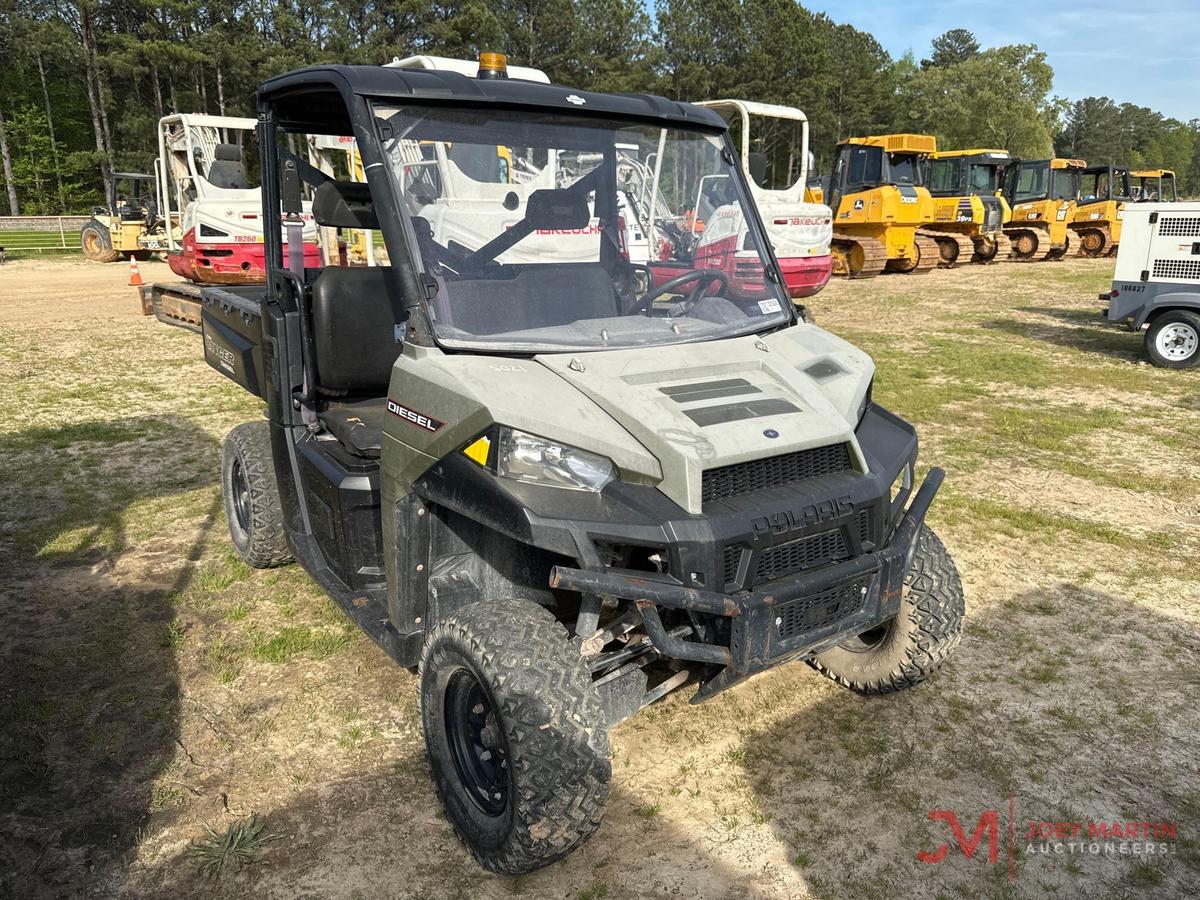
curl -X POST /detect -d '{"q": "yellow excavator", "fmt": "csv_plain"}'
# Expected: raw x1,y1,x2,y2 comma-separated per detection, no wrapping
1130,169,1177,202
818,134,943,278
1001,157,1086,261
1070,164,1131,257
922,149,1012,264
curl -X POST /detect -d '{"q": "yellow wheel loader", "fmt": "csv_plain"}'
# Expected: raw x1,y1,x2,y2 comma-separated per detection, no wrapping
824,134,941,278
1071,164,1132,257
1001,158,1085,261
922,149,1012,264
1130,169,1177,202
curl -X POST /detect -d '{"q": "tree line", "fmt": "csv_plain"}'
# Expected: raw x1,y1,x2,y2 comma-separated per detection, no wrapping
0,3,1196,216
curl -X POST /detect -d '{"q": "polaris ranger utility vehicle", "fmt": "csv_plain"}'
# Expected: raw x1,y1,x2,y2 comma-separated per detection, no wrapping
202,55,965,873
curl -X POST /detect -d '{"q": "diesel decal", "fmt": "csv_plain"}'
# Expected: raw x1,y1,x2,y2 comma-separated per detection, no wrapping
387,399,446,433
751,495,853,537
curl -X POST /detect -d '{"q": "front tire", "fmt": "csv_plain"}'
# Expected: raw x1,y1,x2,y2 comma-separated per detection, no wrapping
420,599,610,874
1146,310,1200,369
81,219,120,262
809,525,964,694
221,421,292,568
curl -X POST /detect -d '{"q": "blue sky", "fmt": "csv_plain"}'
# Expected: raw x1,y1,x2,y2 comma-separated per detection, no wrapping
801,0,1199,122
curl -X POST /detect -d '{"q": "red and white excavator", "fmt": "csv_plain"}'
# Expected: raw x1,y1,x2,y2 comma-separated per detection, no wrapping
691,100,832,300
157,113,320,282
141,114,321,328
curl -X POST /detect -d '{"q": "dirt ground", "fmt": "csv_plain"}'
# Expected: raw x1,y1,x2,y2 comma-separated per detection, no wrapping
0,256,1197,899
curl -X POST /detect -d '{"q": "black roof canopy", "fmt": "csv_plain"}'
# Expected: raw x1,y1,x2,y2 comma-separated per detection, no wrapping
258,65,727,136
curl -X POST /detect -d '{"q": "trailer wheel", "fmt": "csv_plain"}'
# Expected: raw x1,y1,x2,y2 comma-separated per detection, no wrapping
221,422,292,568
809,525,963,694
420,599,610,874
80,219,120,263
1146,310,1200,368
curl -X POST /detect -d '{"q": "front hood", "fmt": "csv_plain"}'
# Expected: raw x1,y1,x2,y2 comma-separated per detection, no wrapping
537,324,873,513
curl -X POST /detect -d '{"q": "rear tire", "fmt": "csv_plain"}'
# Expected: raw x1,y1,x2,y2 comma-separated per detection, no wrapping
81,219,120,263
1145,310,1200,369
221,421,292,568
809,525,964,694
420,599,610,874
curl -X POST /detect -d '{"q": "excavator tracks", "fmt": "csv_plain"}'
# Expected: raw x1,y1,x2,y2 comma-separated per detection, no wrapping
1004,226,1053,262
918,230,975,267
831,233,888,279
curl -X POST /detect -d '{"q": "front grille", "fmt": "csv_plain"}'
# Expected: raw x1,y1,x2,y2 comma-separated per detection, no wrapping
755,529,848,583
1159,216,1200,238
701,444,853,504
1152,258,1200,281
747,508,872,587
724,508,873,590
776,575,871,641
722,545,743,585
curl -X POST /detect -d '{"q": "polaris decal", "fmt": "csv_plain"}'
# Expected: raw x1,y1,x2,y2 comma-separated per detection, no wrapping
751,495,854,538
387,399,446,433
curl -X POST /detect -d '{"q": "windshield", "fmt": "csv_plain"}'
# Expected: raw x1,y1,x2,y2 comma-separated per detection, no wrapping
372,103,791,353
886,152,921,185
967,163,998,193
1010,162,1050,203
1079,169,1129,203
928,158,961,195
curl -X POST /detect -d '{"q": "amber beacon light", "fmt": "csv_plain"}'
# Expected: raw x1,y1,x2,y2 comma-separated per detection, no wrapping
478,52,508,79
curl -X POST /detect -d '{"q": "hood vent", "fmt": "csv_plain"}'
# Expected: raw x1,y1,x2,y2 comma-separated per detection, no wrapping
701,443,853,504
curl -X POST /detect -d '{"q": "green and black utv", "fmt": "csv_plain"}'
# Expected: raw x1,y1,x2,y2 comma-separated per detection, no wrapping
201,58,966,874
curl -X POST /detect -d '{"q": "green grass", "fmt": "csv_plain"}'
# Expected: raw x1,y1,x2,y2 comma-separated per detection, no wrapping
185,816,278,878
248,625,352,664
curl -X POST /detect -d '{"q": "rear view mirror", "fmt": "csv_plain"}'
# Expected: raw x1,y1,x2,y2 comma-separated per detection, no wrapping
312,180,379,229
524,189,590,230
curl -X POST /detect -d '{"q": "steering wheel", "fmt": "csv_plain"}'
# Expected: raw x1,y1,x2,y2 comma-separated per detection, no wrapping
630,268,729,316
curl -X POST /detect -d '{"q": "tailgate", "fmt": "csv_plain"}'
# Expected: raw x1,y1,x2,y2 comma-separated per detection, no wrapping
201,286,267,398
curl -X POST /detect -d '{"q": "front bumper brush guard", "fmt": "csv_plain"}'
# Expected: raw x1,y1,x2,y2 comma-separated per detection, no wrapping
550,468,944,698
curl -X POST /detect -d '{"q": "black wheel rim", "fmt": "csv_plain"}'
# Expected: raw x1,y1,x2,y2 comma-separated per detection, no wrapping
445,669,510,817
231,458,252,534
842,621,892,653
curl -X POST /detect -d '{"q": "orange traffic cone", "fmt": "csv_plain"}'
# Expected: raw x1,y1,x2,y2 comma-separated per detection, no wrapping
128,257,143,286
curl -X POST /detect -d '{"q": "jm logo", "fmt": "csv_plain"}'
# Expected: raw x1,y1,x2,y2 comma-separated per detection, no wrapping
918,809,1001,866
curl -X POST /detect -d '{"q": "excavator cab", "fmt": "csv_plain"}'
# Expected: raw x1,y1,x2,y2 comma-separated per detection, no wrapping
1001,157,1085,262
923,149,1013,264
824,134,939,278
1071,164,1132,257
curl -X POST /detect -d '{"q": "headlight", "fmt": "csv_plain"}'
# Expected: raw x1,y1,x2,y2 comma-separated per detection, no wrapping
495,427,615,492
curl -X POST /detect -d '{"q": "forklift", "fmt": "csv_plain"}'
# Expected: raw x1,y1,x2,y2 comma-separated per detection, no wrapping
200,54,965,873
